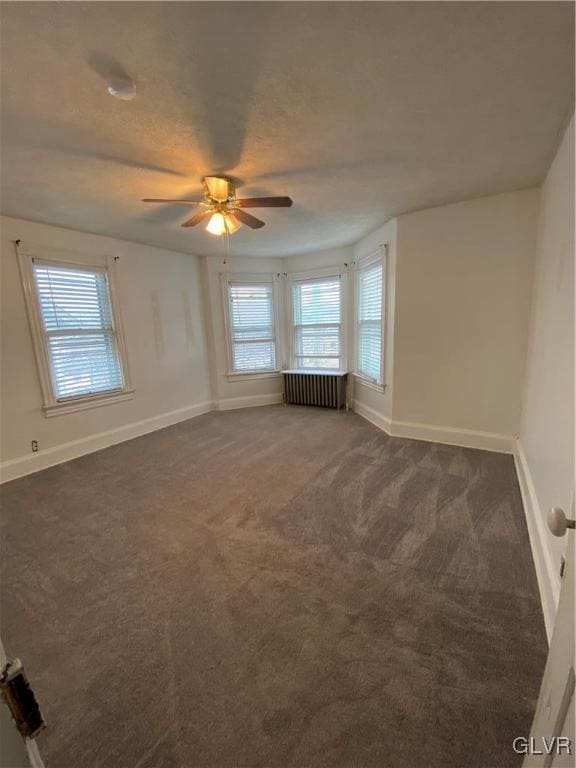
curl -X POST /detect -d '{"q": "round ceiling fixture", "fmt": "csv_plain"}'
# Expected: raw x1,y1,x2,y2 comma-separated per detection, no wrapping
107,76,136,101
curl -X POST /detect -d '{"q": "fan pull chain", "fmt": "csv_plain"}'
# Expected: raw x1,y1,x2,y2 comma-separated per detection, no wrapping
223,223,231,265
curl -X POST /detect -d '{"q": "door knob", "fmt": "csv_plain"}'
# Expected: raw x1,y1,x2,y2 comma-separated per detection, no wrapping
547,507,576,537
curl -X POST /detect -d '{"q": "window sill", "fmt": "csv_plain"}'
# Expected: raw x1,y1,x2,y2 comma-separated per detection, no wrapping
353,375,386,394
226,371,281,382
284,369,348,377
43,389,135,418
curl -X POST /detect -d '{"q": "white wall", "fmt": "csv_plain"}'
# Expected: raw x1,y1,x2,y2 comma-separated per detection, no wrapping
392,188,539,444
264,194,536,453
0,216,212,480
202,254,284,409
516,116,575,637
283,246,353,275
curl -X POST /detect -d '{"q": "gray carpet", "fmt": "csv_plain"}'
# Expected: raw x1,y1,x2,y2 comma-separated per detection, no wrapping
0,405,547,768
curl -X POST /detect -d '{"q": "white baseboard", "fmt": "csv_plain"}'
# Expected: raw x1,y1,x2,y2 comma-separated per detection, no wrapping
26,739,45,768
216,393,283,411
390,418,515,453
351,400,514,453
351,400,393,434
1,394,283,482
513,441,559,642
0,400,215,484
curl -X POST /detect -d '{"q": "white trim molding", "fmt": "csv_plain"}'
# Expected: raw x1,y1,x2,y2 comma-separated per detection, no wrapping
25,740,45,768
43,389,135,417
351,400,393,435
226,372,281,382
216,393,283,411
353,374,386,394
351,400,514,453
513,440,560,642
0,400,214,484
390,418,515,453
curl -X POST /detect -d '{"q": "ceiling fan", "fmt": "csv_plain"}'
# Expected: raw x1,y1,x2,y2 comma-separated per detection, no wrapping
142,176,293,236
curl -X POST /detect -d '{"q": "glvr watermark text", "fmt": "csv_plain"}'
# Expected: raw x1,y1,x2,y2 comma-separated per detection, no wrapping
513,737,572,756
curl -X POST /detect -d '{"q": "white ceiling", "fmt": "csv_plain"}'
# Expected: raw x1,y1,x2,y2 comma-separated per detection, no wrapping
1,2,573,257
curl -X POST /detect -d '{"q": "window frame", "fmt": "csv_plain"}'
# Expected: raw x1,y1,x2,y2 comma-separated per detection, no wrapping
221,272,281,379
17,242,134,417
288,267,348,372
353,246,386,390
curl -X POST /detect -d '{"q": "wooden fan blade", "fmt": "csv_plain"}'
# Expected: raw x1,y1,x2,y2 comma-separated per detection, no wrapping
235,196,293,208
142,198,203,204
232,209,266,229
181,210,211,228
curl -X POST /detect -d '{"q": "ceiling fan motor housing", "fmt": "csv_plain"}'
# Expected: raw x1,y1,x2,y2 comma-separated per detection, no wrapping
203,176,234,203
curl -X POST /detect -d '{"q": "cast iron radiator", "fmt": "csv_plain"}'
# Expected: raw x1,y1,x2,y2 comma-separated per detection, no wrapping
282,370,348,409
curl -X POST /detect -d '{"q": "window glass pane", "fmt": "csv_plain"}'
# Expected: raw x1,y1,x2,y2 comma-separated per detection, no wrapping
33,262,124,400
292,277,342,370
48,332,123,398
357,261,383,382
359,264,382,322
295,326,340,357
34,265,113,330
293,278,341,325
295,357,340,370
358,324,381,381
229,282,276,372
233,341,276,372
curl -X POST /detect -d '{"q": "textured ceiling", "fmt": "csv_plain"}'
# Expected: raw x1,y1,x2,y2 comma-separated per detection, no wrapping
1,2,574,257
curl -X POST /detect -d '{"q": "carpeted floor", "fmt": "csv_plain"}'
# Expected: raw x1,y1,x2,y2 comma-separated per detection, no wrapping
1,405,547,768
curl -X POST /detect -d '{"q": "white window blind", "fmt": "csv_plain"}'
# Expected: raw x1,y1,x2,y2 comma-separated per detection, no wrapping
33,261,125,400
228,282,277,372
292,276,341,369
357,259,383,383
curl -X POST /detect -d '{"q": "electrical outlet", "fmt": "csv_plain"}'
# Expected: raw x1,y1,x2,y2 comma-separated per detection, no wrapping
31,440,39,453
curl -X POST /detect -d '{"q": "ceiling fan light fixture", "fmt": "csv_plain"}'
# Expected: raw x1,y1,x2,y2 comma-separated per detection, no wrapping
224,214,241,234
206,212,226,236
206,212,242,236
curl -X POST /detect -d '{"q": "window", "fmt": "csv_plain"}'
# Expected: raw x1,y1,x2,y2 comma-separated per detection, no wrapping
226,280,278,374
33,261,126,400
292,275,342,369
18,245,132,416
356,256,383,384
